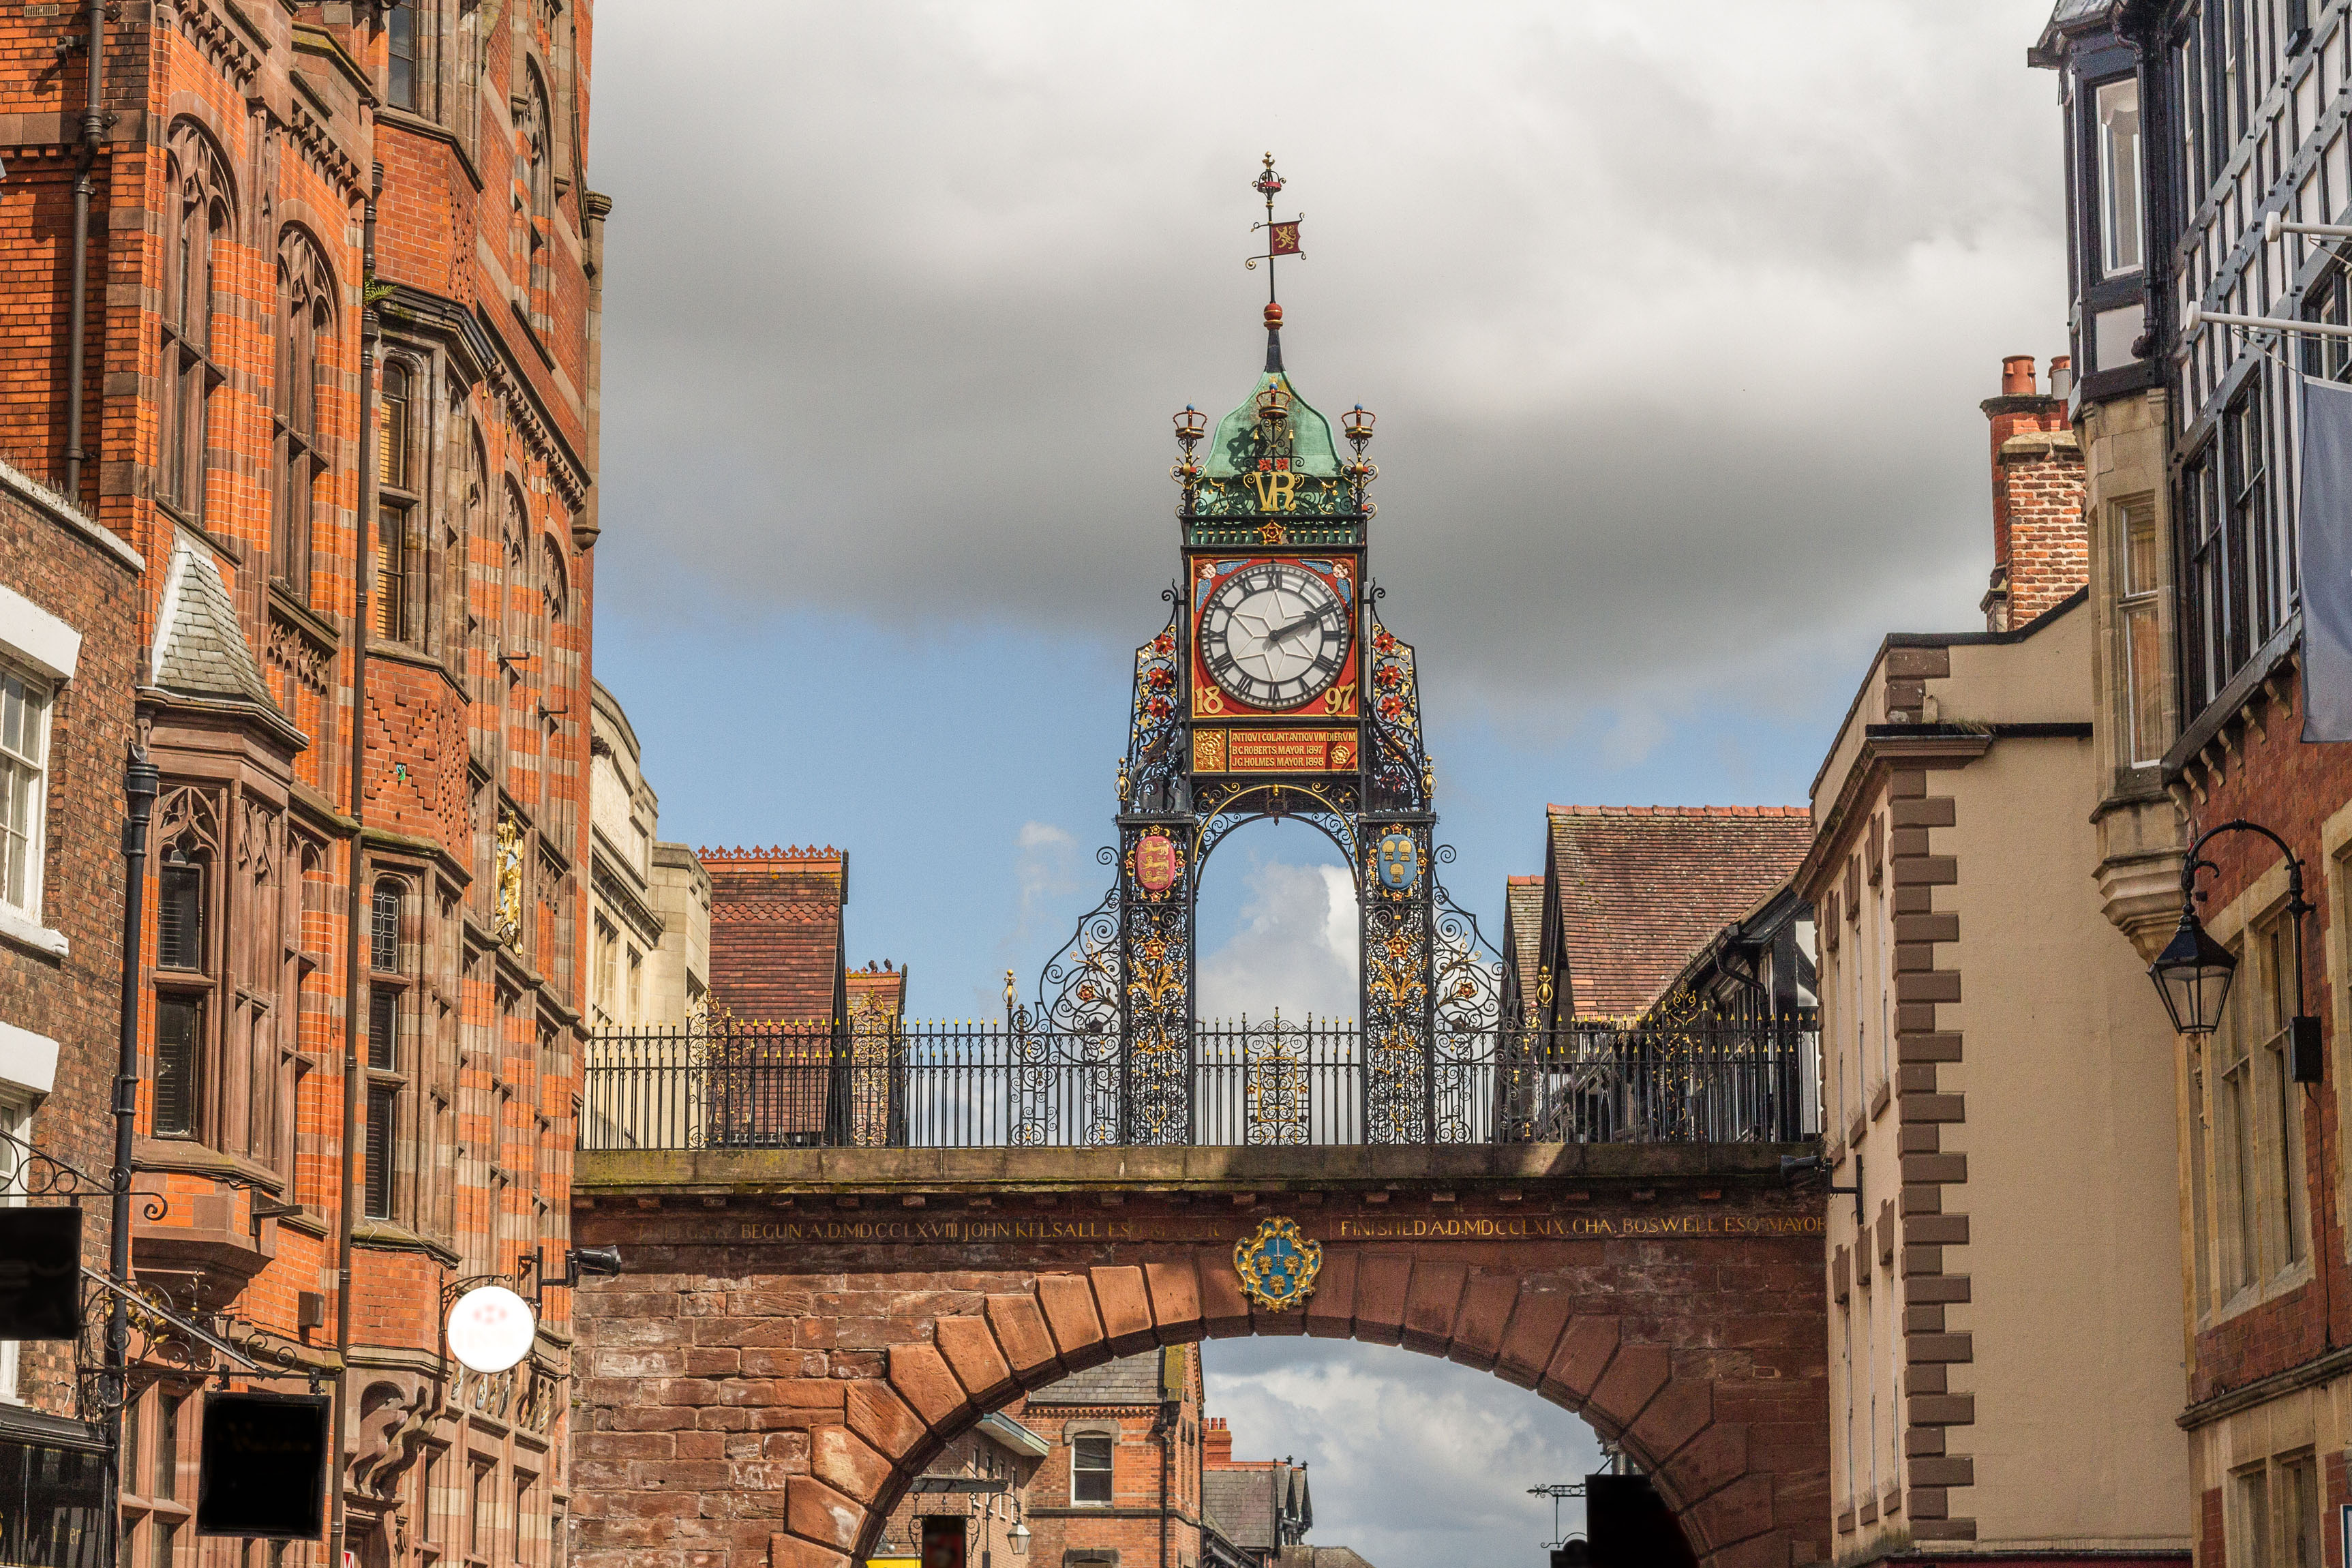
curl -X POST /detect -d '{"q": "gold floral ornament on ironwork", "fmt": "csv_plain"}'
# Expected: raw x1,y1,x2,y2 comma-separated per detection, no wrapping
1233,1216,1322,1312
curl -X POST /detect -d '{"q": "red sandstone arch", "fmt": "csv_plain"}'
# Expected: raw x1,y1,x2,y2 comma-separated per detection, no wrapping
747,1257,1813,1568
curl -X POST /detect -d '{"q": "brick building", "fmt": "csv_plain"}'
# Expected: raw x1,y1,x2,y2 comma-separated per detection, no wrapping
0,455,143,1563
1512,805,1815,1026
2033,1,2352,1558
1198,1419,1310,1566
0,3,605,1568
1795,355,2186,1558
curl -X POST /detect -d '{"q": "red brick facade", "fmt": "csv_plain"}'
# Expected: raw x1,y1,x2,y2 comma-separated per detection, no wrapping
702,847,849,1025
0,459,142,1423
0,3,603,1567
1978,355,2085,633
568,1153,1832,1568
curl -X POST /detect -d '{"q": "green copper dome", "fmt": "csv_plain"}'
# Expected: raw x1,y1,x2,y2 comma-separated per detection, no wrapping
1201,370,1341,480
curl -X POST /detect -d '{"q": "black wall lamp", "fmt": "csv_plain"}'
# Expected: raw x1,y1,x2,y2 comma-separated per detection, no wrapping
2149,818,2323,1082
530,1244,622,1306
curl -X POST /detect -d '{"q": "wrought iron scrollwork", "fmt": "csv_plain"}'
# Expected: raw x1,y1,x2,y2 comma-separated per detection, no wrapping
1430,856,1503,1144
1120,594,1190,815
1020,854,1124,1147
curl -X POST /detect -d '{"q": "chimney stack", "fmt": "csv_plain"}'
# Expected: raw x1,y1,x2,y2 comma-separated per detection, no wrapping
1978,355,2086,633
1203,1415,1235,1468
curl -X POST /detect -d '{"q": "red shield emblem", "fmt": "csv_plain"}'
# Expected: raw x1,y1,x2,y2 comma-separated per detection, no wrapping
1134,832,1181,896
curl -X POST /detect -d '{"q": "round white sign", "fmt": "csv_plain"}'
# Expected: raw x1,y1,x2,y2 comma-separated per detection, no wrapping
447,1285,536,1374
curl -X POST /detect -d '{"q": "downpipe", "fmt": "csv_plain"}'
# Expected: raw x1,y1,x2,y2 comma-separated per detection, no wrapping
62,0,105,497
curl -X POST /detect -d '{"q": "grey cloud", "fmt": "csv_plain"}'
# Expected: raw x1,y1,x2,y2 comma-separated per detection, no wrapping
592,0,2064,717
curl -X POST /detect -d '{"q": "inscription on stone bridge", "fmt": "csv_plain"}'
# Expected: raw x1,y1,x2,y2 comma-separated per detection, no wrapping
717,1211,1824,1246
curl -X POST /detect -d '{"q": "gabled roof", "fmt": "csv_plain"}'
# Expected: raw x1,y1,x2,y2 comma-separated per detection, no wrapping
1202,1462,1311,1551
1546,806,1814,1021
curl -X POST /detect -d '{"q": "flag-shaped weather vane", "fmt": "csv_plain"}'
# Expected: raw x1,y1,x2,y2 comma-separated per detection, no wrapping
1245,152,1304,294
1246,154,1303,372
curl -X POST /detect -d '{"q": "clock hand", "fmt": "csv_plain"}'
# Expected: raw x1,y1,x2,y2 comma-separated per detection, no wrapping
1267,611,1322,646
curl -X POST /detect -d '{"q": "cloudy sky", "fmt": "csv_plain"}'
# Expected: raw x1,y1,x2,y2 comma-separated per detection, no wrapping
587,1,2066,1554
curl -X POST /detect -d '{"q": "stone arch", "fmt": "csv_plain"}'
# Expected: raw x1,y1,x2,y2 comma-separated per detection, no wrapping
754,1260,1804,1568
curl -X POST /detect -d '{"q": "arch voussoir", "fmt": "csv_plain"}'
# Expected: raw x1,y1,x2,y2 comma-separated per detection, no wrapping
1143,1257,1205,1339
934,1315,1017,1407
1301,1249,1357,1336
1687,1472,1776,1556
1194,1248,1252,1333
1441,1271,1520,1369
1352,1254,1413,1344
1399,1261,1468,1353
1537,1313,1620,1406
984,1293,1065,1385
1088,1265,1156,1351
1492,1285,1575,1386
1587,1342,1673,1434
1034,1272,1106,1359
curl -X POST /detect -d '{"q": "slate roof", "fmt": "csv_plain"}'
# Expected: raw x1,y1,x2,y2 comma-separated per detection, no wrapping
1274,1550,1379,1568
1026,1349,1176,1406
1503,875,1544,1007
151,530,280,712
699,847,846,1024
1546,805,1814,1021
1203,1463,1311,1552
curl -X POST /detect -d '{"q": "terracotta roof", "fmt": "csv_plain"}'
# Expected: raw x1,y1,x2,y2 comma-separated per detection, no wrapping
1546,805,1814,1021
700,847,846,1024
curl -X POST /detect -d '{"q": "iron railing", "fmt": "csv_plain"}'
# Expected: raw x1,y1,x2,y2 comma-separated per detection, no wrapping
578,1021,1820,1151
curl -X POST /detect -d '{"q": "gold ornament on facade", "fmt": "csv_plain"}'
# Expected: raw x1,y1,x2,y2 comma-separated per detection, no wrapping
1233,1216,1321,1312
494,807,526,951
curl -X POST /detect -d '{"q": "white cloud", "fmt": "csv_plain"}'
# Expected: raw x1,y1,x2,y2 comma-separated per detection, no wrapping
592,0,2064,726
1204,1339,1605,1567
1197,860,1361,1022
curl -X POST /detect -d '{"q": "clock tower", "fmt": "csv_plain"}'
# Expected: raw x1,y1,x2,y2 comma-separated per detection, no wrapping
1027,158,1490,1148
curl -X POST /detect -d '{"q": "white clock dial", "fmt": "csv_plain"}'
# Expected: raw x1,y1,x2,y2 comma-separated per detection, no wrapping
1198,562,1351,710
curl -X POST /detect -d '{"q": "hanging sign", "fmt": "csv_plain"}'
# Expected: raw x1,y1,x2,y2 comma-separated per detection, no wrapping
447,1284,536,1374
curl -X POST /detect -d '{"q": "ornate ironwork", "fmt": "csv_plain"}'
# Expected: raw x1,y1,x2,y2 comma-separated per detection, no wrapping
1119,595,1188,816
0,1124,116,1203
1239,1014,1313,1146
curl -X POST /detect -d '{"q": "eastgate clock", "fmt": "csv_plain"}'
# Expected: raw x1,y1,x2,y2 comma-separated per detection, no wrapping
1198,561,1351,710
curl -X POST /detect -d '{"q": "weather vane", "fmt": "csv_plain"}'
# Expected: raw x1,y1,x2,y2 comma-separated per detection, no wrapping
1245,152,1304,305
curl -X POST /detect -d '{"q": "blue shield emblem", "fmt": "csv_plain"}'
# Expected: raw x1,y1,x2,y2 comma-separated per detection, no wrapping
1234,1217,1323,1312
1375,830,1419,893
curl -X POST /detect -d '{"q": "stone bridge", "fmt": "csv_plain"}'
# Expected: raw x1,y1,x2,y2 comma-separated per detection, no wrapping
567,1144,1829,1568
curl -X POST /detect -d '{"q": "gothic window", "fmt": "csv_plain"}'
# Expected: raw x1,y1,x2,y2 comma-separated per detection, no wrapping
154,828,212,1139
160,123,233,528
366,877,411,1221
520,66,554,327
376,359,423,644
273,230,338,603
387,0,421,113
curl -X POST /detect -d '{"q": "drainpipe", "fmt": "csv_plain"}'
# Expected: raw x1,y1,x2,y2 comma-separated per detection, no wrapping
106,747,155,1568
331,160,385,1568
62,0,105,499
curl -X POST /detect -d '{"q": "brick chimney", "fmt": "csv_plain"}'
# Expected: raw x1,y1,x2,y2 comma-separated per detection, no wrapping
1203,1415,1234,1467
1978,354,2085,633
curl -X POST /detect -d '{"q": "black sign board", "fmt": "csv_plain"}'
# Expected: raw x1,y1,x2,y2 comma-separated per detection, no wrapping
1586,1474,1698,1568
0,1207,82,1340
196,1392,330,1539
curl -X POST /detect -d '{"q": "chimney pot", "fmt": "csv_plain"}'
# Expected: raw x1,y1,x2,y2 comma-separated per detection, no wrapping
2048,355,2073,402
2002,355,2037,395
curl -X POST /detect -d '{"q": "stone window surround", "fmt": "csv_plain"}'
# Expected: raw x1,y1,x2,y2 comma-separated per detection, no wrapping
2188,854,2316,1331
0,580,80,957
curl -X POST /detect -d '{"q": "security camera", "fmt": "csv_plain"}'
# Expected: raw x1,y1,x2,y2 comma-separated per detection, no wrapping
571,1245,622,1278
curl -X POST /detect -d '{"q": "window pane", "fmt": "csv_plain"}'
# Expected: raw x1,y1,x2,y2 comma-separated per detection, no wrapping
365,1084,396,1220
1073,1436,1112,1504
153,1518,177,1568
2126,602,2166,764
155,1395,179,1498
159,863,205,970
372,884,401,974
2099,78,2144,273
155,998,202,1138
370,987,397,1073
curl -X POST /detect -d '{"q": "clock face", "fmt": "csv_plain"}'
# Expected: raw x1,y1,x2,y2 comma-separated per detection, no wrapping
1198,562,1351,710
